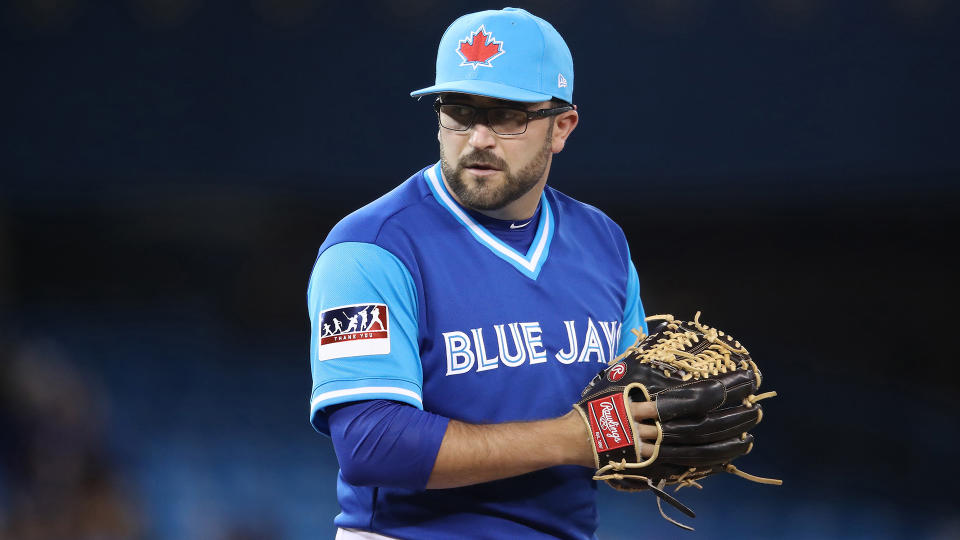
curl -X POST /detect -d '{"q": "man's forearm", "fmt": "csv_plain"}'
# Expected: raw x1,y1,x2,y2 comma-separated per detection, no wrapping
426,410,595,489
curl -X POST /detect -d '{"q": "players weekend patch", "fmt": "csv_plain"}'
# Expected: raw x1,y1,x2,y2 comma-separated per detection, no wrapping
317,303,389,361
586,394,634,453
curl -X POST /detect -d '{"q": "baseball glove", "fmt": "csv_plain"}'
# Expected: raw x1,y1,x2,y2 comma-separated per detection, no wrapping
573,312,781,530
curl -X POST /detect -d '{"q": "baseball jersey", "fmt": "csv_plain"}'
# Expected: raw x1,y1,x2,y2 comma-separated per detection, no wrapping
307,162,647,540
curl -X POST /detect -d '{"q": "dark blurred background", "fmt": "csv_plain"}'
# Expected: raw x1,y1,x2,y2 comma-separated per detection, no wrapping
2,1,958,538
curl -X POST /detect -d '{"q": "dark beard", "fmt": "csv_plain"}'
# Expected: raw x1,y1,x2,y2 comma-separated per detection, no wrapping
439,124,553,211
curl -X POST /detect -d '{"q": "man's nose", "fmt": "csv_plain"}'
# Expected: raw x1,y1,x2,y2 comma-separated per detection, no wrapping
468,121,497,149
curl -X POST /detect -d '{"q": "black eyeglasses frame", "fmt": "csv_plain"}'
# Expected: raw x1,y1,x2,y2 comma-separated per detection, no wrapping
433,98,575,136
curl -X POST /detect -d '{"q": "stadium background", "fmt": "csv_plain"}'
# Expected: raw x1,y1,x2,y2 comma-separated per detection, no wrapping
1,1,957,538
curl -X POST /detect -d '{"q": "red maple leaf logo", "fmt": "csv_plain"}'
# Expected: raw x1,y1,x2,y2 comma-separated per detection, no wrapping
456,26,504,69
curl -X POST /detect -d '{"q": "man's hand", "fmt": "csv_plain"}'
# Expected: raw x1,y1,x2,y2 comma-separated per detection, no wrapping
566,401,660,467
426,402,659,489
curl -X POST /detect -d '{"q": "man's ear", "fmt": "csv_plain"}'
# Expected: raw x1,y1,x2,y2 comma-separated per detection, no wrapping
551,108,579,153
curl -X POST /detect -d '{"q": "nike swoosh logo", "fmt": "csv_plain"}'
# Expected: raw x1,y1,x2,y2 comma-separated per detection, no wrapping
510,220,533,229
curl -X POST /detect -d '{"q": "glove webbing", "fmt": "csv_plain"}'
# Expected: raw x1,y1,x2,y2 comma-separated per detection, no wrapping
635,312,759,382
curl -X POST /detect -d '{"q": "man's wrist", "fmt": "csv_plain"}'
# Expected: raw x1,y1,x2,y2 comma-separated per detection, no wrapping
557,409,595,468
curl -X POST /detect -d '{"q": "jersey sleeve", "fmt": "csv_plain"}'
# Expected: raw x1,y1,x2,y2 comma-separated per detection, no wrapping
307,241,421,434
617,259,648,355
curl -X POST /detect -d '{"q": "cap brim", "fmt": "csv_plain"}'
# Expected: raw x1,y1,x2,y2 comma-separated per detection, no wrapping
410,79,553,103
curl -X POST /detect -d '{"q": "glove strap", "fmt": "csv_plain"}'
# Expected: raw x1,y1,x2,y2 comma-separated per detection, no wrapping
648,478,696,531
645,477,695,518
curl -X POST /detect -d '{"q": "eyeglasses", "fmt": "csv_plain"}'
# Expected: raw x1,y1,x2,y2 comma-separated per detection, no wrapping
434,99,575,136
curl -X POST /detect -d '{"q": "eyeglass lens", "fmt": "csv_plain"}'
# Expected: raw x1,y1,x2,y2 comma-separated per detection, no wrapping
438,104,529,135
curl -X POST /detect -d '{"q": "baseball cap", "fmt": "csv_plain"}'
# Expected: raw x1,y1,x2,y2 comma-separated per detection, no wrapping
410,7,574,103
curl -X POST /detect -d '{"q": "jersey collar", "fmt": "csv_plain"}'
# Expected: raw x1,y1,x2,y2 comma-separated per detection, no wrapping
424,162,555,280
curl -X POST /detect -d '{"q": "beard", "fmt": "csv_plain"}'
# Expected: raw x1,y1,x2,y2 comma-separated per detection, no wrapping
439,124,553,211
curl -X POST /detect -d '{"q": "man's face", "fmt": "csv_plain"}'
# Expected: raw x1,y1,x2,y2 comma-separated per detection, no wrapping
438,94,555,212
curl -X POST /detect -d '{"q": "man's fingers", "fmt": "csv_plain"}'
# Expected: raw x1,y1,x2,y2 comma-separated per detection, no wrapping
630,401,658,421
641,442,654,458
637,424,658,440
630,401,658,458
630,401,659,458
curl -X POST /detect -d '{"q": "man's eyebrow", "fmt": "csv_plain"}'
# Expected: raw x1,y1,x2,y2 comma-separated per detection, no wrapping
446,99,529,109
440,95,526,108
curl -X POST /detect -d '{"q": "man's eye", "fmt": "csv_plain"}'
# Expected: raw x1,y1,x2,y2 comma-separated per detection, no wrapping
491,109,525,122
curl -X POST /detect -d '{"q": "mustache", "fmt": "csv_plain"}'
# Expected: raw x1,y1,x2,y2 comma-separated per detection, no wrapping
459,151,507,171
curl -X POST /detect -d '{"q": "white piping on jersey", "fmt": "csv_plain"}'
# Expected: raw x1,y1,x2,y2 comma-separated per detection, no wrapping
311,386,423,409
425,163,553,278
336,528,400,540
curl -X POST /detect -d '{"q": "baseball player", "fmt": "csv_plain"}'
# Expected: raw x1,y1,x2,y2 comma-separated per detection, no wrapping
307,8,653,539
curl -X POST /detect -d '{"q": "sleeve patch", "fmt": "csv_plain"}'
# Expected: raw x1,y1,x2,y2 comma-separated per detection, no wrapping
317,303,390,361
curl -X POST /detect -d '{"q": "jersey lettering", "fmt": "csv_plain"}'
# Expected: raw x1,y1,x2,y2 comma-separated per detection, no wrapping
519,322,548,364
555,320,579,364
494,323,527,367
443,331,475,375
577,318,607,363
443,318,620,376
471,328,500,372
598,321,621,362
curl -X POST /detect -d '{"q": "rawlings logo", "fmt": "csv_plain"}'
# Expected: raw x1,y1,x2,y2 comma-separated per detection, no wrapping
597,402,623,443
607,362,626,382
456,25,505,69
586,395,633,452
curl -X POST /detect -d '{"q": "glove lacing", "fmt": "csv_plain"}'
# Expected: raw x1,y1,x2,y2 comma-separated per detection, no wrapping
639,312,752,380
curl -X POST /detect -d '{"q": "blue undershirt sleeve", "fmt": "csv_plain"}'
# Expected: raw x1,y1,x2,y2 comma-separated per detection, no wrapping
618,259,648,355
328,399,450,490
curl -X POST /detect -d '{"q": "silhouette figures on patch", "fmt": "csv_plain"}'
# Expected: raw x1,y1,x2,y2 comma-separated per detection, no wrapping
324,307,385,336
345,314,359,334
367,306,385,331
358,308,368,331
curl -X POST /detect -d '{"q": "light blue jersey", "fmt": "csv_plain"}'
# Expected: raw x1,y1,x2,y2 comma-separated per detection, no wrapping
307,162,646,539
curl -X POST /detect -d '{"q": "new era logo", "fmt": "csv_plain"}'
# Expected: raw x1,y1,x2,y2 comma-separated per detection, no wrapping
558,72,567,88
317,303,389,361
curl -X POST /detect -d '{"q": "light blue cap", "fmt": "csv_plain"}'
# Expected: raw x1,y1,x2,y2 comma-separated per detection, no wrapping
410,7,574,103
